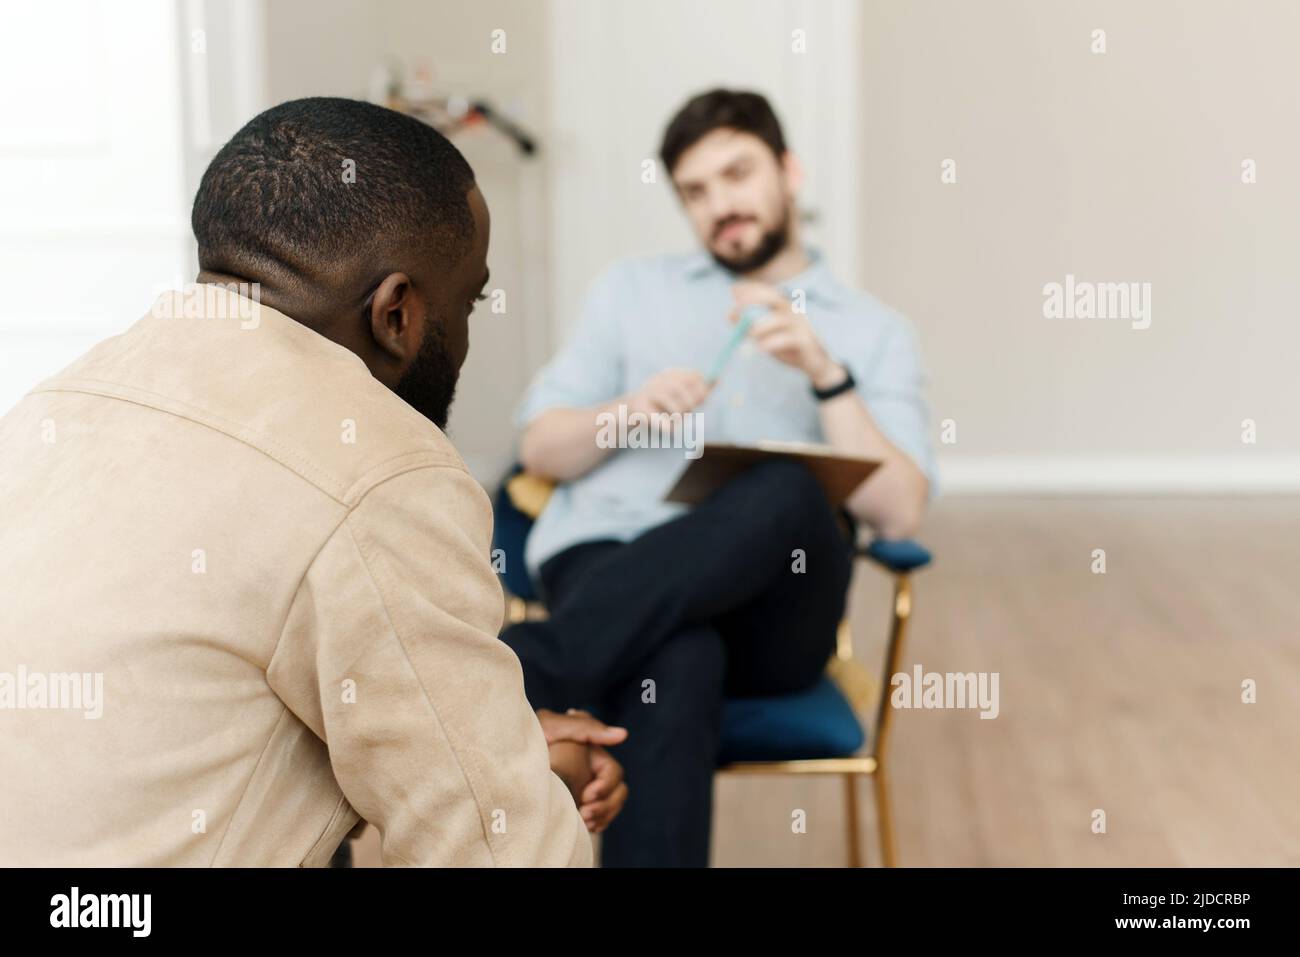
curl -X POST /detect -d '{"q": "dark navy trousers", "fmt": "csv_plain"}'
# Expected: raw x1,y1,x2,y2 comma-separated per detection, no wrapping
500,460,853,867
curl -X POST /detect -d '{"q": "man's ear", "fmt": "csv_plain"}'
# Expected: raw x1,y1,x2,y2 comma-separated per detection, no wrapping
780,150,805,195
368,272,425,364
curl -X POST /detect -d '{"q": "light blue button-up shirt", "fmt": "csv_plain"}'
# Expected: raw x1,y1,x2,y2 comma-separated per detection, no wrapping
515,249,935,580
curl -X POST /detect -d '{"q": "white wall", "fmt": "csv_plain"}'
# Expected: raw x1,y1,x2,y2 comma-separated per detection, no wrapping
10,0,1294,494
0,0,265,414
858,0,1300,492
545,0,865,342
0,0,188,413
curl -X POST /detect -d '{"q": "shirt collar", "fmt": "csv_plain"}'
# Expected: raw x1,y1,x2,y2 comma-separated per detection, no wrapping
681,246,843,307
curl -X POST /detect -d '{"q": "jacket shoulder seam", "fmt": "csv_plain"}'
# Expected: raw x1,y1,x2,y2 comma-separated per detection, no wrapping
31,378,463,505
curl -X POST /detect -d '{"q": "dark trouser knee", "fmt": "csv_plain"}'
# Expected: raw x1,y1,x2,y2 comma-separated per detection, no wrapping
597,626,725,868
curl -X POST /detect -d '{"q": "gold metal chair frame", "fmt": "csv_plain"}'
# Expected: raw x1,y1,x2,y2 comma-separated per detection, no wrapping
714,567,914,868
500,471,918,866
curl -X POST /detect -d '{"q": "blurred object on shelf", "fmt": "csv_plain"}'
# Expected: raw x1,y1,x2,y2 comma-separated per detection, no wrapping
368,59,537,157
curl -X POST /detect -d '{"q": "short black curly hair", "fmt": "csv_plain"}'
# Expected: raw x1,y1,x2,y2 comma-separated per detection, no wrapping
659,89,787,175
192,97,475,285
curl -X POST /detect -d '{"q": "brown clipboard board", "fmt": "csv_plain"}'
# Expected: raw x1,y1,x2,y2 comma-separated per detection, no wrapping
664,441,881,507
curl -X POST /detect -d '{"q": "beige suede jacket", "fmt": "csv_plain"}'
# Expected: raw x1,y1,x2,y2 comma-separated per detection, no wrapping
0,285,590,867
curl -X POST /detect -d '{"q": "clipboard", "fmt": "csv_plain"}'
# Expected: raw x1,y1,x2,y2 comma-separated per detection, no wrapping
665,440,880,507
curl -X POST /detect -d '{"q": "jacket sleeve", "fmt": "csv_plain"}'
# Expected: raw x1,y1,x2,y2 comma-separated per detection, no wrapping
267,464,592,867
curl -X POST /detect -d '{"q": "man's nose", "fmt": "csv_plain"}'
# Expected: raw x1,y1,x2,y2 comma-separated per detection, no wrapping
703,194,737,229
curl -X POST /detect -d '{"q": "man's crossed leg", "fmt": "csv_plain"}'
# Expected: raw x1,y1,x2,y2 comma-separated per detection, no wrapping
500,460,854,866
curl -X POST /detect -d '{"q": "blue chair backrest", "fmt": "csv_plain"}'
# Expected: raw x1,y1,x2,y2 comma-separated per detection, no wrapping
491,466,541,602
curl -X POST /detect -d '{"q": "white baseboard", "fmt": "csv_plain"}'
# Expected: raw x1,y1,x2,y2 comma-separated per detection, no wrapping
937,456,1300,494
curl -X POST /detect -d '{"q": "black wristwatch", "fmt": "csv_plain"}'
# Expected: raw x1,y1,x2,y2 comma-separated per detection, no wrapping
812,364,855,402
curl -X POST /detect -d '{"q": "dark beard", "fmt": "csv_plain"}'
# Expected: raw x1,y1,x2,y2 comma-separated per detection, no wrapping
395,321,459,431
709,206,791,274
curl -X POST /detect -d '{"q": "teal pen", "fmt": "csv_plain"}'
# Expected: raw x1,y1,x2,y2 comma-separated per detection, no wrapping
706,304,768,385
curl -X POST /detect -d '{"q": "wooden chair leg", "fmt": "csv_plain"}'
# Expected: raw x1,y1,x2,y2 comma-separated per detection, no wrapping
844,773,863,868
874,766,898,867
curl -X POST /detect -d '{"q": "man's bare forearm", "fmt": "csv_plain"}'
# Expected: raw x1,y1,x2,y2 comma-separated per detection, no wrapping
520,369,712,482
816,378,929,539
519,402,625,481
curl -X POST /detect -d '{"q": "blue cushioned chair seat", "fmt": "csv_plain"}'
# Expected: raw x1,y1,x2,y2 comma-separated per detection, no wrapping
863,538,932,573
718,674,866,764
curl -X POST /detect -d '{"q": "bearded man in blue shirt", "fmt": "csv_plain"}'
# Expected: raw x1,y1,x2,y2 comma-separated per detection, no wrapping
502,89,935,867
